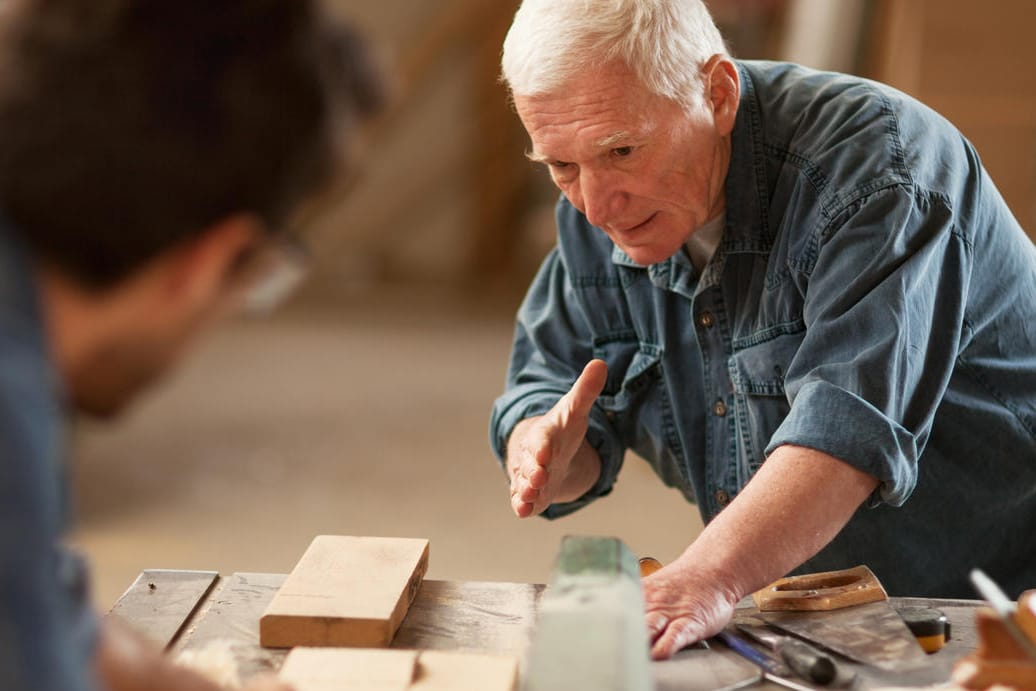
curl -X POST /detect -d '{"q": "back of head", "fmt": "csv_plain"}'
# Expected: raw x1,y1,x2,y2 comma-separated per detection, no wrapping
0,0,383,290
502,0,727,109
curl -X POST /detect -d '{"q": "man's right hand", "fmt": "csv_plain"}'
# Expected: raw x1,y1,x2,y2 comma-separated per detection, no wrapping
506,359,608,517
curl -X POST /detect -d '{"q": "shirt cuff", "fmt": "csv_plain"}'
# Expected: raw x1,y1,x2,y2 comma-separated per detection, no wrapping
764,379,920,506
489,390,623,519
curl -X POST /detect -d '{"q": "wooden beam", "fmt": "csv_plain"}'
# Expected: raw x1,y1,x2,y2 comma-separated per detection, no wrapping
279,648,418,691
260,535,429,648
277,648,518,691
523,536,655,691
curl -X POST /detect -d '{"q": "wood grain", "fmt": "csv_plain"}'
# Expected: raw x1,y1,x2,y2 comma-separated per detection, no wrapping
107,569,218,649
391,579,543,657
277,648,518,691
173,573,290,680
260,535,430,648
279,648,418,691
753,565,887,612
411,650,517,691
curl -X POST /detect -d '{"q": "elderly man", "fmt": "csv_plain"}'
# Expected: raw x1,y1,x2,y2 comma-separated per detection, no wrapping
0,1,380,689
490,0,1036,660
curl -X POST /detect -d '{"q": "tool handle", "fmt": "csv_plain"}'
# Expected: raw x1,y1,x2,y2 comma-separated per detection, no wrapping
716,630,782,675
970,569,1036,663
778,638,837,685
753,565,888,611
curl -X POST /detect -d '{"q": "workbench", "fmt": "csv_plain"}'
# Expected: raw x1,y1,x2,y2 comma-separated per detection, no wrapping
110,569,984,690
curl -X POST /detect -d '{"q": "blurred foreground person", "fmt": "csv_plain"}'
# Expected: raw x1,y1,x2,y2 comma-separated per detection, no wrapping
0,1,381,689
491,0,1036,659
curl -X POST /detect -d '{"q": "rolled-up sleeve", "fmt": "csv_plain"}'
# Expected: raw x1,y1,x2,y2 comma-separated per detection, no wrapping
490,248,625,519
766,185,972,506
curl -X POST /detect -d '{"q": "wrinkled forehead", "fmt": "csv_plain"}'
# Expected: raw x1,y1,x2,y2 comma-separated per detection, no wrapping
514,65,664,134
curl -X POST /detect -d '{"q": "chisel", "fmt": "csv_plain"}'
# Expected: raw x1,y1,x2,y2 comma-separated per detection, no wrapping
736,622,841,685
715,629,819,691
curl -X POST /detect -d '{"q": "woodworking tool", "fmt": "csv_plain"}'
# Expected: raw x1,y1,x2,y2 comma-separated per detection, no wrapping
752,565,928,671
735,622,841,685
716,629,823,691
893,605,951,653
970,568,1036,663
639,557,663,578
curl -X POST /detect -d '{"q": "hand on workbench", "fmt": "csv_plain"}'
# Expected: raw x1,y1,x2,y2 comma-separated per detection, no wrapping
642,558,738,660
506,359,608,517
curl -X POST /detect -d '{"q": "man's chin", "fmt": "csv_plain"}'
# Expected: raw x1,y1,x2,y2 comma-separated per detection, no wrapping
68,364,169,420
72,390,140,420
617,244,680,267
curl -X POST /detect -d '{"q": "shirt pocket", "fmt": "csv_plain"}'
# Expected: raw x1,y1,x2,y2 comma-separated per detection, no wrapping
728,330,804,485
592,333,663,411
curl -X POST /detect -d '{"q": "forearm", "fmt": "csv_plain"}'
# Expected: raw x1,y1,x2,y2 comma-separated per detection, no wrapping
506,415,603,504
678,444,879,603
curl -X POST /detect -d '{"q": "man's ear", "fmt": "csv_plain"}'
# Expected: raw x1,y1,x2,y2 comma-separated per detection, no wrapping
161,214,266,310
703,55,740,137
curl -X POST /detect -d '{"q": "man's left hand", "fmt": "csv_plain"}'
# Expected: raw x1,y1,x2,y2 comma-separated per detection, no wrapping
642,558,738,660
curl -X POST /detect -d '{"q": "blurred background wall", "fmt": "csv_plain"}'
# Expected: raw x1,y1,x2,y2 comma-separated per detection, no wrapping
71,0,1036,609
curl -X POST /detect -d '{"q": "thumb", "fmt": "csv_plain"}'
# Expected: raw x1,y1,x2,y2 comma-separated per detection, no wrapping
562,359,608,419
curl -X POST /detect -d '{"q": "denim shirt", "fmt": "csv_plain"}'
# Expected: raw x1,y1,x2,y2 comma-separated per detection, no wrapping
490,61,1036,598
0,220,98,691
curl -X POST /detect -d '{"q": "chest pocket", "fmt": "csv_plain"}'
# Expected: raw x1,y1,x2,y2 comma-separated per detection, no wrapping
592,334,662,410
728,329,804,485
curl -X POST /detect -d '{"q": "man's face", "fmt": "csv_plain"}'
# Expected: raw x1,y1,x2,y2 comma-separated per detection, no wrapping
69,313,204,418
66,222,303,418
514,61,733,266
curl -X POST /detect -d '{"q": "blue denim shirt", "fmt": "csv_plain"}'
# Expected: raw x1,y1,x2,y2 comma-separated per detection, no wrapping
491,61,1036,599
0,220,98,690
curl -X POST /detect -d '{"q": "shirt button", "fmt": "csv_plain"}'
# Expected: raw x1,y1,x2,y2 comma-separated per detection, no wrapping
716,489,731,507
697,311,715,329
713,399,728,417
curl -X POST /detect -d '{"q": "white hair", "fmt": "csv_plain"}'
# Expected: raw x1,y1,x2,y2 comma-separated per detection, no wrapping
501,0,728,109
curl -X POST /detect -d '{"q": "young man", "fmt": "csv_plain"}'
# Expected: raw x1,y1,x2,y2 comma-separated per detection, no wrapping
491,0,1036,659
0,1,381,688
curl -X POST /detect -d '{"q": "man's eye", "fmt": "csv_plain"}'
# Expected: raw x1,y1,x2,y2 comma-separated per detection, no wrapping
549,160,572,169
612,146,634,157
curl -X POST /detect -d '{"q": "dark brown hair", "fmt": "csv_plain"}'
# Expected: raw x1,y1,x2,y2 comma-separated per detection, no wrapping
0,0,382,288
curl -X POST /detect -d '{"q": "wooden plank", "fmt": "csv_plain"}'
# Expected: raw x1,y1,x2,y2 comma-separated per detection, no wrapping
392,580,544,656
260,535,430,648
173,572,290,681
412,651,518,691
523,536,655,691
279,648,418,691
172,576,539,685
107,569,218,649
277,648,518,691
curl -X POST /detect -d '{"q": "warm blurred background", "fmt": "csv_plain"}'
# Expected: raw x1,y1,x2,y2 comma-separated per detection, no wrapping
70,0,1036,609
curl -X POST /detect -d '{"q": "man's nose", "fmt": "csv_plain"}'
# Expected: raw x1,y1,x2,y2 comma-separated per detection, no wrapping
575,170,625,229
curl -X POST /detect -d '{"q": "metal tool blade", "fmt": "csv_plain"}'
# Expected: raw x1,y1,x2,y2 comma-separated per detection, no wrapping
756,601,928,671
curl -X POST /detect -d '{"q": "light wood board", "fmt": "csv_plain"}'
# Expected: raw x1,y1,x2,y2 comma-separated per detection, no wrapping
260,535,429,648
278,647,518,691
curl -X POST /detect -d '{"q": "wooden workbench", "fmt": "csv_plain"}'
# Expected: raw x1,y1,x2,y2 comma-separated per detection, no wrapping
109,570,983,690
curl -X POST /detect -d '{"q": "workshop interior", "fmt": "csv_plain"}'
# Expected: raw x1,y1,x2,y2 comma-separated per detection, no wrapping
58,0,1036,688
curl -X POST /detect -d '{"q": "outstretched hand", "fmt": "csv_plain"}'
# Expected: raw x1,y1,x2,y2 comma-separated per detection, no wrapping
507,359,608,517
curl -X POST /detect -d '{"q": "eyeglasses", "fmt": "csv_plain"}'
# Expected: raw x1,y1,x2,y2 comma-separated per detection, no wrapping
238,233,311,315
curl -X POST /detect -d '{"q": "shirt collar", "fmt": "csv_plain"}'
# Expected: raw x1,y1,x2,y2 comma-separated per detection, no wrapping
723,61,773,255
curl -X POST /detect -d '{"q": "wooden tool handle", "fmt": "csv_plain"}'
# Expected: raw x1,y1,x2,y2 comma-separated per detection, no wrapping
753,565,888,612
